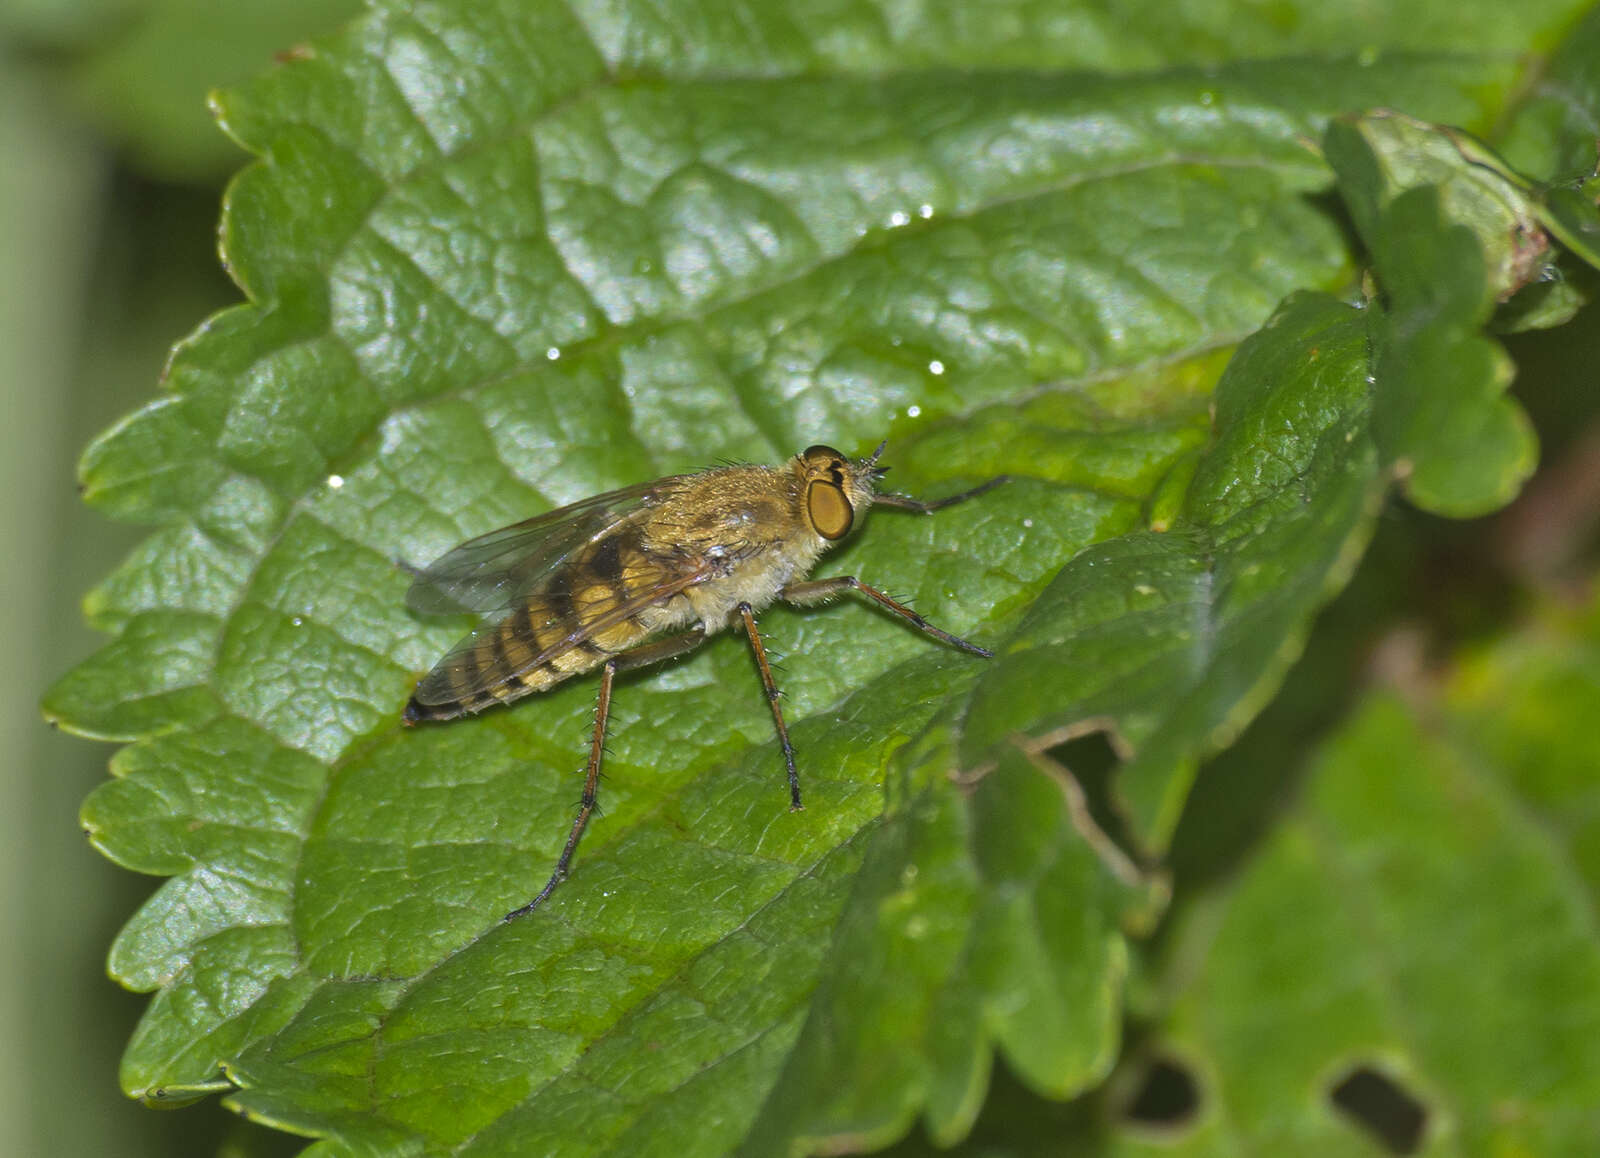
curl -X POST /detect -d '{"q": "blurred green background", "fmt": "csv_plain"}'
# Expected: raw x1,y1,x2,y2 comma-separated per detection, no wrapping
2,4,355,1154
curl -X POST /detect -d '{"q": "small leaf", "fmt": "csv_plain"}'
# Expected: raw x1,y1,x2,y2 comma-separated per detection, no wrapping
1324,112,1558,300
1323,108,1600,334
1327,123,1539,516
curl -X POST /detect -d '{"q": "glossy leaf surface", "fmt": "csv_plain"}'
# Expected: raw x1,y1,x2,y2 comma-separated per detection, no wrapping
46,0,1600,1153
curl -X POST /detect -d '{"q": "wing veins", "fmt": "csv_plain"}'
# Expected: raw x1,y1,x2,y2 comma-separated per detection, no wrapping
405,479,671,615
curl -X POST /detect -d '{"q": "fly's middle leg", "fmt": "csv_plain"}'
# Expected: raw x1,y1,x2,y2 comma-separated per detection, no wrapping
737,602,801,811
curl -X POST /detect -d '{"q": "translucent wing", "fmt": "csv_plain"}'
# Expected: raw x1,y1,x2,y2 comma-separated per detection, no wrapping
409,545,716,709
405,479,676,616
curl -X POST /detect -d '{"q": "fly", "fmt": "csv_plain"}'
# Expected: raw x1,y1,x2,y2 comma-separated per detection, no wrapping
403,442,1007,918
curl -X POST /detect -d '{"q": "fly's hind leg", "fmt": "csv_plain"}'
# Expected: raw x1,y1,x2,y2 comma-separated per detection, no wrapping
782,577,992,657
503,627,706,921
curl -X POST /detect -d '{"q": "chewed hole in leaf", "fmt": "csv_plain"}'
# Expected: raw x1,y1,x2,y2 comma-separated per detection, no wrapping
1043,728,1140,864
1329,1065,1429,1154
1122,1055,1201,1128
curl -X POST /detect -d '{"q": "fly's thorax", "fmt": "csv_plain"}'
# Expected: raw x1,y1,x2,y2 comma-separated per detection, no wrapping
632,466,808,626
682,548,806,628
638,466,808,560
622,450,883,629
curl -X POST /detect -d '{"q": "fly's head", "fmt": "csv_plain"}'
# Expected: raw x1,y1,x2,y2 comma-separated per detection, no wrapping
795,442,888,543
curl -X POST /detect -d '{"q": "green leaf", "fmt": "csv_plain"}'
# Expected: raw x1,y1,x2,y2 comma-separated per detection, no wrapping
47,1,1595,1154
747,289,1391,1153
1326,121,1540,516
1324,111,1561,300
1131,591,1600,1155
1372,186,1536,516
739,746,1158,1155
963,295,1382,846
1322,108,1600,332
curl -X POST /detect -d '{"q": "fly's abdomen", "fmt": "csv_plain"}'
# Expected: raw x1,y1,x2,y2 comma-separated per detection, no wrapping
405,531,667,722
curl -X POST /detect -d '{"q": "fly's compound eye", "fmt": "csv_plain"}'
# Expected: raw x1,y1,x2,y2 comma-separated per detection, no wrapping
806,480,854,540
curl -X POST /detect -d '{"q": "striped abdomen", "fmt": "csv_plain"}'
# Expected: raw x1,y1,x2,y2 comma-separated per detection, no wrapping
405,527,688,722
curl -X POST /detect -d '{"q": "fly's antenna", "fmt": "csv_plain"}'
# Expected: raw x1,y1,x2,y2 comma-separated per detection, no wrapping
863,439,890,483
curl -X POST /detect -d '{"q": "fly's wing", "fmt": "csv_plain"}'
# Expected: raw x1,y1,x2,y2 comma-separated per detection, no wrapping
408,545,717,709
405,479,674,615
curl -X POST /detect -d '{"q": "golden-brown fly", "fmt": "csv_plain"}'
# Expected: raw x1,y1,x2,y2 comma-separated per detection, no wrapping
403,442,1006,919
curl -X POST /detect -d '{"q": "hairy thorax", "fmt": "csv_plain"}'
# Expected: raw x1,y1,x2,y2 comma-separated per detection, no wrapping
638,465,837,634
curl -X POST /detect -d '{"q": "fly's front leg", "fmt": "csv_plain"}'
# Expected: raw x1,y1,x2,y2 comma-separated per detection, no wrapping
737,603,802,810
782,576,992,657
871,473,1009,514
503,628,706,922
